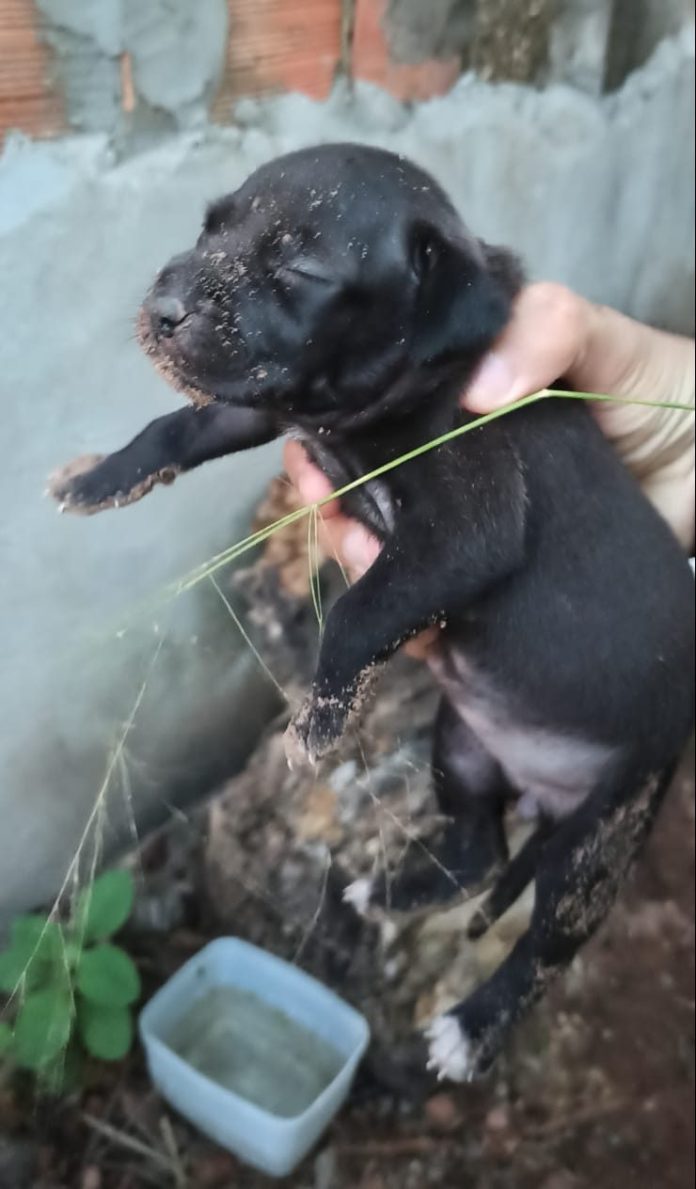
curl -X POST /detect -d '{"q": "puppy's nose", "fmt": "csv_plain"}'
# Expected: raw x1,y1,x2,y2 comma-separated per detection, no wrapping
150,295,187,338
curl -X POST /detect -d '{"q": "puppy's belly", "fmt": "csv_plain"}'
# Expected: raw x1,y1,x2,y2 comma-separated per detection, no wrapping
429,647,618,820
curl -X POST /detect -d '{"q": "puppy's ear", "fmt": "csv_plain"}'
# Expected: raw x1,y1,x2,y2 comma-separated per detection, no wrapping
478,239,525,299
410,223,523,367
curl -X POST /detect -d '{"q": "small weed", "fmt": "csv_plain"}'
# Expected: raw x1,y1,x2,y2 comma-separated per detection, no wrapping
0,868,139,1093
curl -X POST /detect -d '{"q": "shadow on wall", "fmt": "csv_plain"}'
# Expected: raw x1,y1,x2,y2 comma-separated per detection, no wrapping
0,21,693,922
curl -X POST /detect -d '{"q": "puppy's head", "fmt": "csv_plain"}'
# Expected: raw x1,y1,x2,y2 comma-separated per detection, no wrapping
139,144,522,429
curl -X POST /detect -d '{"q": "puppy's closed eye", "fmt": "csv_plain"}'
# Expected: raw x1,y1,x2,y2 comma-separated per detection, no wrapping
275,259,335,285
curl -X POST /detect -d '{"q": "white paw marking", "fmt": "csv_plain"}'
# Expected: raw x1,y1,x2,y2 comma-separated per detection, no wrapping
343,877,372,915
425,1014,473,1083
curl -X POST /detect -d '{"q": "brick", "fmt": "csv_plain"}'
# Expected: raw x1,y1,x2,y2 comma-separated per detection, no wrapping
213,0,342,119
0,0,65,140
352,0,460,102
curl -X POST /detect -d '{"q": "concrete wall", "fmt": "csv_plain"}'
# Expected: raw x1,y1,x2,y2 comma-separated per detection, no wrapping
4,0,695,142
0,133,285,924
0,21,693,922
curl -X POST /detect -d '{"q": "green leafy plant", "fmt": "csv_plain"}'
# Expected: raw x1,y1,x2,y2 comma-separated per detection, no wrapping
0,868,139,1091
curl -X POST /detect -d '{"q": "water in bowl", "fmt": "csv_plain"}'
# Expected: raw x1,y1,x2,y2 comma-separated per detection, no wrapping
165,985,346,1118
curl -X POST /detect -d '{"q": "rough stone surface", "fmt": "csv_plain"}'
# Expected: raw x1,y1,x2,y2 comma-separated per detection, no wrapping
0,26,693,918
471,0,554,84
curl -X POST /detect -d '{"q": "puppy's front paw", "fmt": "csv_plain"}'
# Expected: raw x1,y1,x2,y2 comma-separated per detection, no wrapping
48,455,107,514
283,691,349,770
283,717,317,773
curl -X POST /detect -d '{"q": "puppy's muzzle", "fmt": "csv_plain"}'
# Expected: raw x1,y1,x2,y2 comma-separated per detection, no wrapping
147,294,187,340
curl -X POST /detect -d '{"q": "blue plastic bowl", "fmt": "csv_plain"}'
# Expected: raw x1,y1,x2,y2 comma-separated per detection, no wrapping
139,937,370,1177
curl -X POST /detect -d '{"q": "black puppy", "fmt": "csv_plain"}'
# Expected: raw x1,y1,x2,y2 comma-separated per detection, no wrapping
50,145,694,1081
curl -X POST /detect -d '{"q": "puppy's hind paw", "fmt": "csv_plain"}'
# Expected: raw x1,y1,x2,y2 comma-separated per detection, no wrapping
425,1014,475,1083
284,692,349,770
342,876,373,916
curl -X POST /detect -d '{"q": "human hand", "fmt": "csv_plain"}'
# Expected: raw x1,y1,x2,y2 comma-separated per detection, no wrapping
464,283,695,551
283,442,439,659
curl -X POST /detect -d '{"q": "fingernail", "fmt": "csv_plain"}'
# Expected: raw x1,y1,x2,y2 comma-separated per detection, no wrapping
465,353,515,409
342,526,378,573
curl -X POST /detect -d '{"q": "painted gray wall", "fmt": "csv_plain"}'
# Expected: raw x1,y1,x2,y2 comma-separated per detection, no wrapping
0,25,693,922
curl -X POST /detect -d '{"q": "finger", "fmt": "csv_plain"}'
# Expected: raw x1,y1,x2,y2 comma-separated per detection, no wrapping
403,626,440,660
286,447,441,651
283,440,341,517
462,283,591,412
317,514,381,582
317,517,440,653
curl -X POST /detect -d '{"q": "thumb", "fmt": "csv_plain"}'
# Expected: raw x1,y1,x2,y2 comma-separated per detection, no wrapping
463,283,590,412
